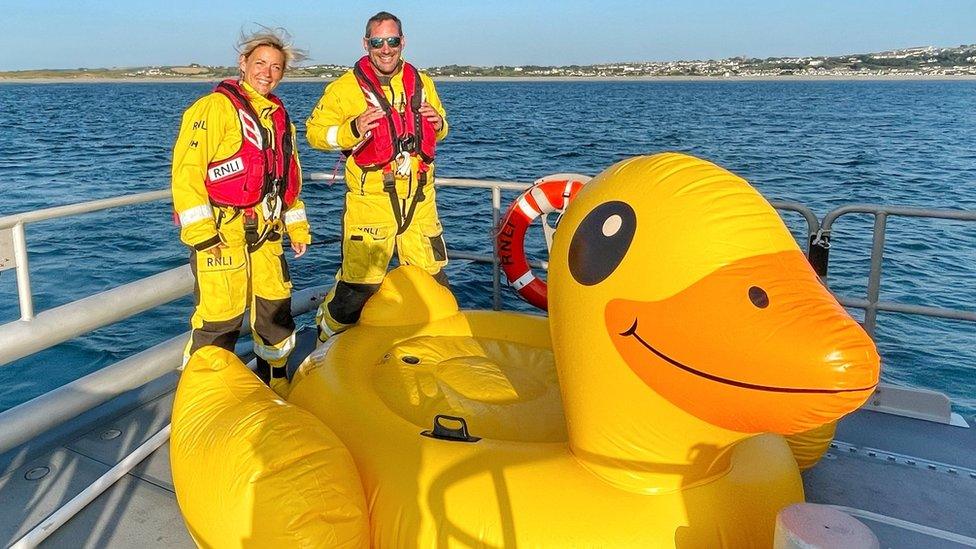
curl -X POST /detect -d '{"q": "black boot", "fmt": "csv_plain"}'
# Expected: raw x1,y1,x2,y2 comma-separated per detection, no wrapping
255,357,271,384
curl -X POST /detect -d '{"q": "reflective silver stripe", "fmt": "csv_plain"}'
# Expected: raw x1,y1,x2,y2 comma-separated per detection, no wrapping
512,270,535,290
530,186,557,214
284,207,307,225
326,125,340,147
178,204,213,226
253,332,295,361
364,91,381,109
562,180,575,208
516,197,540,220
318,318,337,337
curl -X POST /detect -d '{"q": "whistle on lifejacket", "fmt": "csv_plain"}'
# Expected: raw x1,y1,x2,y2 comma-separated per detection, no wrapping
394,135,416,176
394,151,411,177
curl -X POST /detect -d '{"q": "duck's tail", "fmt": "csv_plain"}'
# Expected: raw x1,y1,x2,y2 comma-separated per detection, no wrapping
171,346,369,548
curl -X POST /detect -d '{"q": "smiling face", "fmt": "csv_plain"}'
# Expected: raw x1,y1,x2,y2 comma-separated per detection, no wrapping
239,45,284,97
549,154,880,435
363,19,404,76
603,250,879,433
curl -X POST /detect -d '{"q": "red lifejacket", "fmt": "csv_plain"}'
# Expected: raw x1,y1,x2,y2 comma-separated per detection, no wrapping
203,80,300,208
351,57,437,169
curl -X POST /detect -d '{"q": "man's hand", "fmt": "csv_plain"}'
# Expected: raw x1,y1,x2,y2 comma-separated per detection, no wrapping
419,102,442,131
292,242,307,258
355,107,385,136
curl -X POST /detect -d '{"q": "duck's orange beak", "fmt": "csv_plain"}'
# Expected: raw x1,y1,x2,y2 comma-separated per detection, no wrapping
607,250,880,434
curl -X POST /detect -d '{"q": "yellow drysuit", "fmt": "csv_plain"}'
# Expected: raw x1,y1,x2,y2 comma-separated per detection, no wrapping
172,80,310,392
306,61,449,339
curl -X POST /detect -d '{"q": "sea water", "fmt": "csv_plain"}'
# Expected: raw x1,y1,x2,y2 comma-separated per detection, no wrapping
0,80,973,415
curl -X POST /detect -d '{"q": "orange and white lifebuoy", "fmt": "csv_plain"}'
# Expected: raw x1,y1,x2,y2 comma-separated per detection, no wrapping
496,174,589,310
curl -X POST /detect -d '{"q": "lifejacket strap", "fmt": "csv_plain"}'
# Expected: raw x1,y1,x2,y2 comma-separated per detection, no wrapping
193,235,223,251
279,110,294,194
243,209,260,245
382,170,405,234
394,170,428,237
415,169,428,202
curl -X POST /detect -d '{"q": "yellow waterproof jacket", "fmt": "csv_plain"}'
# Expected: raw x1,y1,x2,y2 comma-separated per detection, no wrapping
306,62,448,197
172,81,311,250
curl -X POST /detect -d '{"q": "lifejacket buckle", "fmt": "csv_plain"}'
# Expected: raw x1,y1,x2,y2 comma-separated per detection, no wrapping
261,178,283,221
382,170,396,192
399,134,416,153
243,209,260,245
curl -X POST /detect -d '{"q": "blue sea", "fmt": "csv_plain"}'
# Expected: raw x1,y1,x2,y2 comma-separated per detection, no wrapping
0,79,974,416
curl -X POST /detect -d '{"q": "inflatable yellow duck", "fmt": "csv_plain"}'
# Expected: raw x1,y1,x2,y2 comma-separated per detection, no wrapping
171,153,880,548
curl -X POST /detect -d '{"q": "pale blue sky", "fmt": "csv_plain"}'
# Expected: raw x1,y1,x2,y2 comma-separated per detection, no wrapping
4,0,974,70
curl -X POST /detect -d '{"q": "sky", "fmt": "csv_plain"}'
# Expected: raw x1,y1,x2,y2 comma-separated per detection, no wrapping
3,0,975,71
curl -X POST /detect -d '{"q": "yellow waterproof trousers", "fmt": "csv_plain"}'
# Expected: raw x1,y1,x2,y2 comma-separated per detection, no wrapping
316,187,449,338
184,235,295,382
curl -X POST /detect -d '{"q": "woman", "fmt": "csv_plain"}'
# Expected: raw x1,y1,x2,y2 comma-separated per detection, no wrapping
171,28,310,397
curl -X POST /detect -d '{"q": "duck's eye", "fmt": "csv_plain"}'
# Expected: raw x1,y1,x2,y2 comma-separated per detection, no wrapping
748,286,769,308
568,201,636,286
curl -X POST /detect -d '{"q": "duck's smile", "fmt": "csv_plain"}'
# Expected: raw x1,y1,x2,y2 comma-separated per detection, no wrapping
620,319,875,395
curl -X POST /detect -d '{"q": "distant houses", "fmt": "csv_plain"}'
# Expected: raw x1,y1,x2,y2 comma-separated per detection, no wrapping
4,44,975,80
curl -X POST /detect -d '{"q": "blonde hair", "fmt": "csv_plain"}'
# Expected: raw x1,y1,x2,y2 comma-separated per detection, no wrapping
237,26,308,71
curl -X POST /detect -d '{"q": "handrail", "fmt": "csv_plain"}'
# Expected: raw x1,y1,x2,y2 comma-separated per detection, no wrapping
0,266,193,367
3,180,969,339
0,190,171,230
0,285,327,455
0,175,822,322
0,189,173,321
0,173,976,440
307,171,530,191
808,204,976,336
821,204,976,227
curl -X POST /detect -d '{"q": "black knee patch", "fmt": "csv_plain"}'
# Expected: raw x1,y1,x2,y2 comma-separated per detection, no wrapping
254,296,295,345
189,315,244,357
433,269,451,290
328,280,381,325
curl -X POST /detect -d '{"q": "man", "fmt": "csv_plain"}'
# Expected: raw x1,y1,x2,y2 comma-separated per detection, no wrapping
307,11,449,342
171,28,310,396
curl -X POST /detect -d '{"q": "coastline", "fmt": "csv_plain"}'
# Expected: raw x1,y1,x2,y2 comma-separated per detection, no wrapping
433,74,976,82
1,74,975,84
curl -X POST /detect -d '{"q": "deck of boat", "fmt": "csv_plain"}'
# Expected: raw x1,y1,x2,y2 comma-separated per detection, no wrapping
1,331,973,548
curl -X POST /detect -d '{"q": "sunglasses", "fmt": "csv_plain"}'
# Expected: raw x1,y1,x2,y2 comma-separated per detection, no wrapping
367,36,402,49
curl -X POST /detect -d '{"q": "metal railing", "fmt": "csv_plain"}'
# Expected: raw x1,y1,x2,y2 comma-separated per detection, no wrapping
0,188,323,455
807,205,976,336
4,178,973,349
0,190,172,322
0,286,326,455
1,175,974,453
307,172,529,310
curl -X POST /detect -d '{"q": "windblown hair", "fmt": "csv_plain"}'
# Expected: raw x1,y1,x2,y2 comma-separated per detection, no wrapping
365,11,402,37
237,26,308,70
